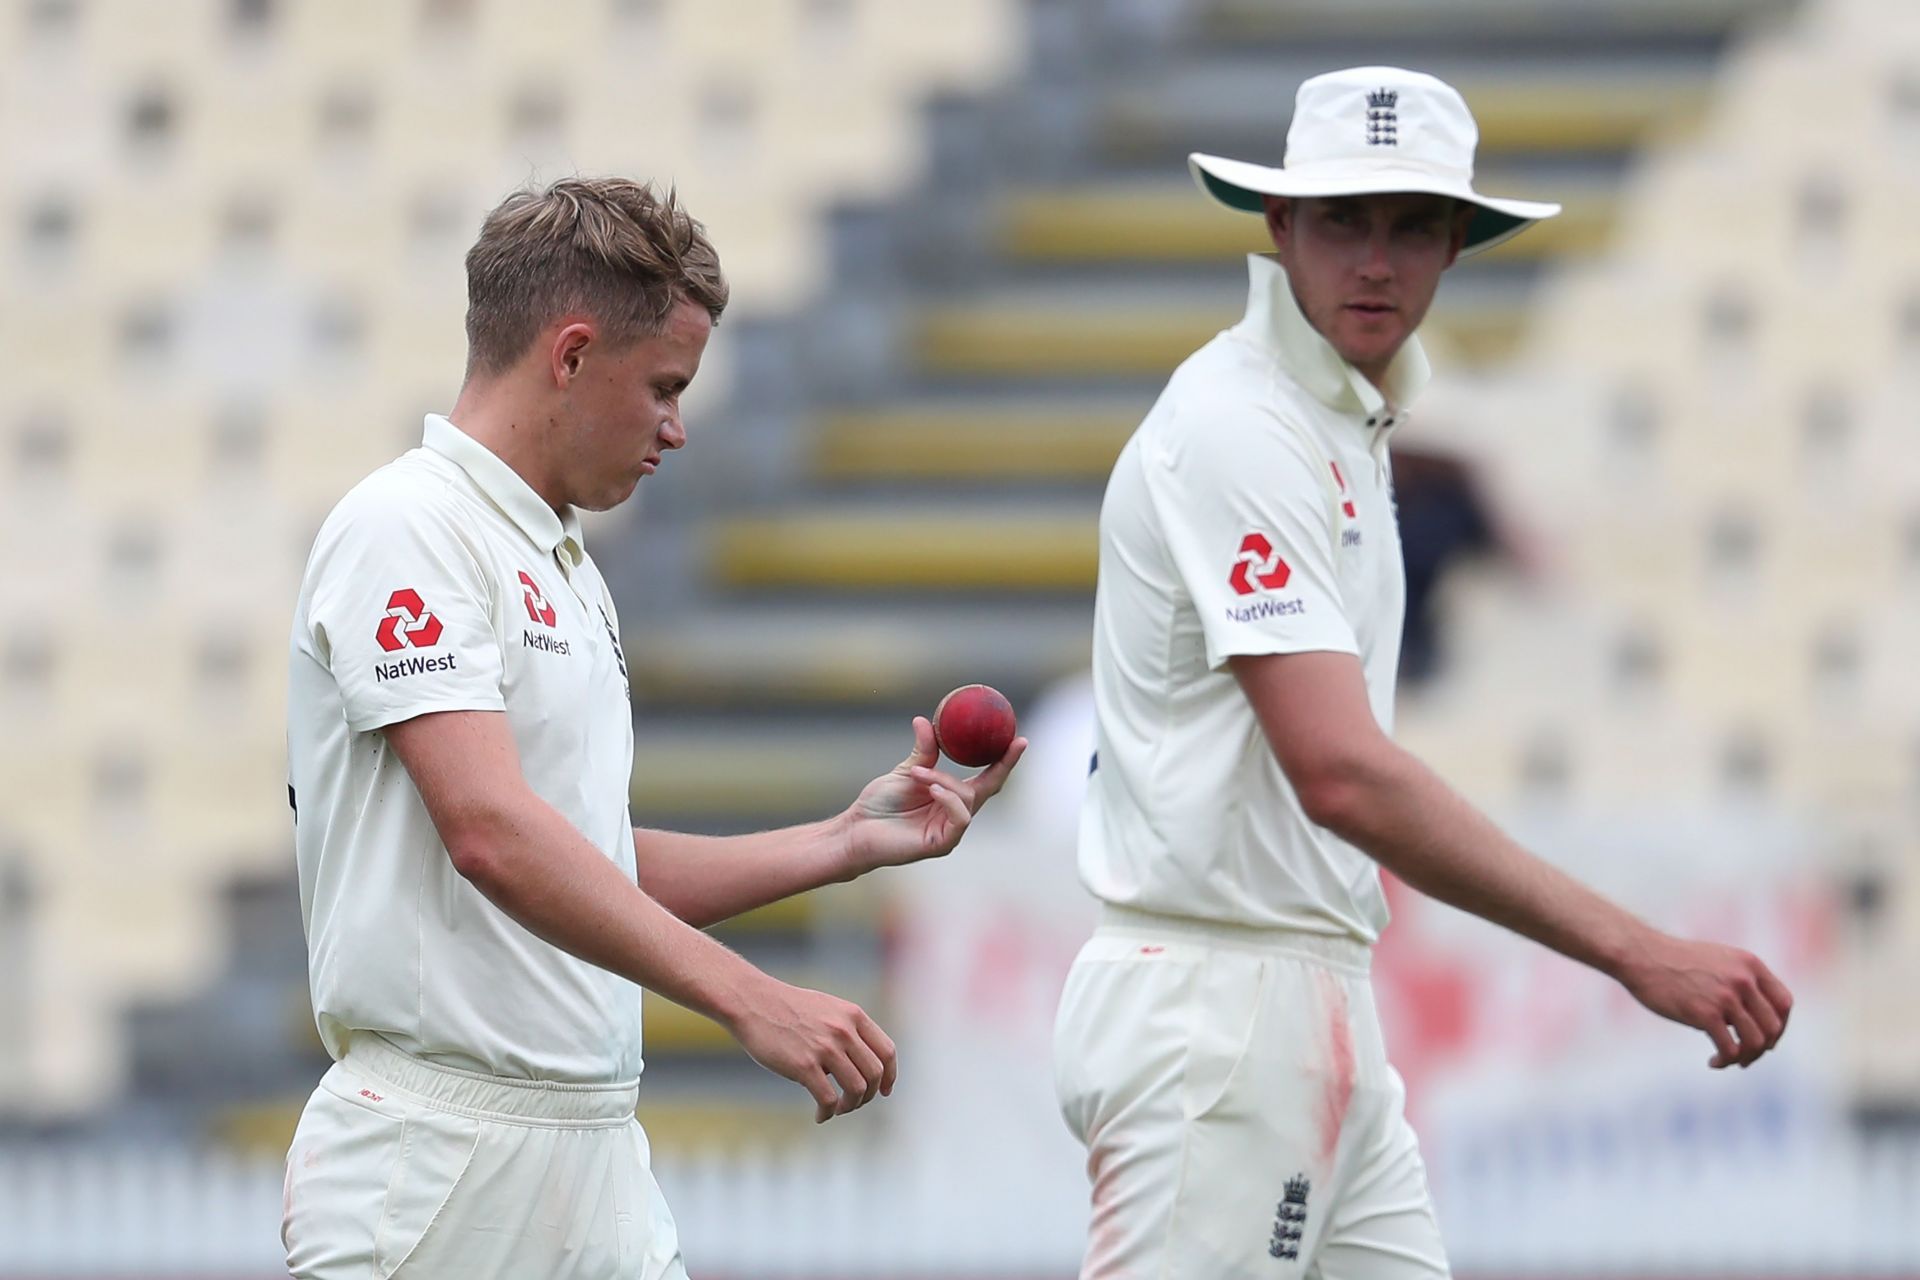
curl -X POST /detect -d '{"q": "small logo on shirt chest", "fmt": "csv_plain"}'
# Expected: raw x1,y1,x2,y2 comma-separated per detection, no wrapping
1330,462,1359,519
517,569,573,655
519,571,558,626
1331,463,1364,546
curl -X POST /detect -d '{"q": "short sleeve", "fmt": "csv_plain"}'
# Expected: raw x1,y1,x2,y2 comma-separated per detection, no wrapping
1147,407,1359,670
304,492,507,733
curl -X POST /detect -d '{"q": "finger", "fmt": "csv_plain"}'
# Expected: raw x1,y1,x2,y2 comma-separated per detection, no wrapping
823,1050,867,1116
1705,1017,1738,1069
1742,981,1784,1051
902,716,938,770
856,1011,898,1097
906,738,1029,807
928,783,971,833
844,1033,886,1108
806,1071,837,1124
1756,965,1794,1026
1725,1000,1765,1068
910,764,975,804
969,735,1028,800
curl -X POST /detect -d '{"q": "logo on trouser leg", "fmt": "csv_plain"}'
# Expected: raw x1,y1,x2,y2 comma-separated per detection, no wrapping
1269,1173,1310,1260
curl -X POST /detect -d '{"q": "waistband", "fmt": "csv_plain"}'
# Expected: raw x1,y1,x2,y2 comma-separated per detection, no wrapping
334,1034,639,1128
1097,904,1372,975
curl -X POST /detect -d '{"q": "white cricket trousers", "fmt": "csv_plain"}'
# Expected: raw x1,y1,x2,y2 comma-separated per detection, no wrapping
283,1033,686,1280
1053,906,1450,1279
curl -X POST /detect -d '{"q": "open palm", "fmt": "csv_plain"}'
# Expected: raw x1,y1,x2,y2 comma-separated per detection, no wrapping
845,716,1026,871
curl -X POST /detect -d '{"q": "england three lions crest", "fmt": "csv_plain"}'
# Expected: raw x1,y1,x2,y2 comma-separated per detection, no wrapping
1269,1173,1310,1260
1366,88,1398,146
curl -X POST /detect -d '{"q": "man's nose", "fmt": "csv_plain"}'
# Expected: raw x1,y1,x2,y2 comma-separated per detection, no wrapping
660,414,687,450
1358,234,1394,281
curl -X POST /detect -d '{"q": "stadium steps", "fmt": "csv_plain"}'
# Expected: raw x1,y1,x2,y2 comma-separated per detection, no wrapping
994,175,1618,267
631,719,915,825
1095,69,1718,165
1193,0,1794,45
908,283,1536,379
629,600,1093,711
623,4,1780,817
707,506,1096,594
590,0,1792,1134
812,400,1136,485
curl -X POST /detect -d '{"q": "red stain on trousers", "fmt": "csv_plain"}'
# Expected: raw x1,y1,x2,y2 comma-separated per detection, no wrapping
1318,970,1356,1164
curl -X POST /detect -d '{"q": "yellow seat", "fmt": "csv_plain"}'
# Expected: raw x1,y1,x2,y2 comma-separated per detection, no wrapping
814,403,1137,484
709,511,1096,593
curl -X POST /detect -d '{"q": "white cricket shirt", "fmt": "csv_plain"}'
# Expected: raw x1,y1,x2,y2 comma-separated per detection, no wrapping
1080,253,1429,942
287,415,641,1083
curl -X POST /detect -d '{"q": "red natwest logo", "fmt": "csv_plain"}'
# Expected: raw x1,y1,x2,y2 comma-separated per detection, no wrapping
1228,533,1292,596
519,571,557,626
375,589,444,651
1330,462,1357,518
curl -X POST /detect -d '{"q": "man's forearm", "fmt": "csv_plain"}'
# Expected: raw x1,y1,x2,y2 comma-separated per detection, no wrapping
1316,749,1654,978
632,819,855,929
454,797,768,1026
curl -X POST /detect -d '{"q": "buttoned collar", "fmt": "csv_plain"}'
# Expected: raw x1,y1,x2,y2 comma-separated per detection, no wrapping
1233,253,1431,423
422,414,586,568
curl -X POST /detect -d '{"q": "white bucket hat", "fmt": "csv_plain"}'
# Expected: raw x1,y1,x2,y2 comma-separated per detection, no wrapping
1189,66,1561,256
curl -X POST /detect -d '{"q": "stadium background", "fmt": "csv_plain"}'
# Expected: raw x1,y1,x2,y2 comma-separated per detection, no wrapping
2,0,1918,1273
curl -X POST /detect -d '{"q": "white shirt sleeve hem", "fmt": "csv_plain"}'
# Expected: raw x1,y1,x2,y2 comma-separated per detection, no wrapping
346,696,510,736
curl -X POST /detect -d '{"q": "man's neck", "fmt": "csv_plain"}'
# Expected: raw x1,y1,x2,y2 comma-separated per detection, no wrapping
447,380,567,514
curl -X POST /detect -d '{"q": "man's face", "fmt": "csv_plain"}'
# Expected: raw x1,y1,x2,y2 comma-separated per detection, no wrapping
554,297,711,512
1265,193,1471,382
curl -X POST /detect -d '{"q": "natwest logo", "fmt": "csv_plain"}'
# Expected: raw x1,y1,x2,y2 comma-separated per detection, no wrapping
519,571,557,627
1330,462,1357,518
375,589,443,651
1228,532,1292,597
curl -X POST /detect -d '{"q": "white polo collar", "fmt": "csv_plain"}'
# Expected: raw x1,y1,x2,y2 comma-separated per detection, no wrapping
422,414,586,565
1234,253,1430,422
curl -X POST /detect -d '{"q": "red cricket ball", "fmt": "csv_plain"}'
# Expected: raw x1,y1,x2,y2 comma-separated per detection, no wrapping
933,684,1017,768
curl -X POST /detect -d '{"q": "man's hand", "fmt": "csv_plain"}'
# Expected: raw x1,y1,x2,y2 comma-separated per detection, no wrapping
1616,936,1794,1069
722,974,899,1123
841,715,1026,874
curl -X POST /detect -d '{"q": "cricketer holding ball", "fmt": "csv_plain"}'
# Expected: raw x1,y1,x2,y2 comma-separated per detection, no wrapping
282,178,1023,1280
1052,67,1793,1279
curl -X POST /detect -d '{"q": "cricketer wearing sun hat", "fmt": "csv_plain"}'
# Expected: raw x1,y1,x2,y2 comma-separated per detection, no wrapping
1190,65,1560,254
1054,65,1790,1280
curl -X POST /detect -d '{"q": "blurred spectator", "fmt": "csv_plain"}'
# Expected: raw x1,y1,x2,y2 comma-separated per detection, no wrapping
1394,444,1535,685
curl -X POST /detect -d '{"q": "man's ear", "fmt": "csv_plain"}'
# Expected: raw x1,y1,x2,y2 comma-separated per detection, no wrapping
1263,195,1295,253
549,322,594,387
1446,201,1477,266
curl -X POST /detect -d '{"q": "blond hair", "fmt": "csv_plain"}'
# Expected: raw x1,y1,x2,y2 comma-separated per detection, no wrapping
463,177,728,376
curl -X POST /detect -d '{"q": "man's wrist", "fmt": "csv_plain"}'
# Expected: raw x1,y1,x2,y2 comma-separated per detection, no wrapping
1593,914,1659,986
693,944,771,1032
822,808,865,883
